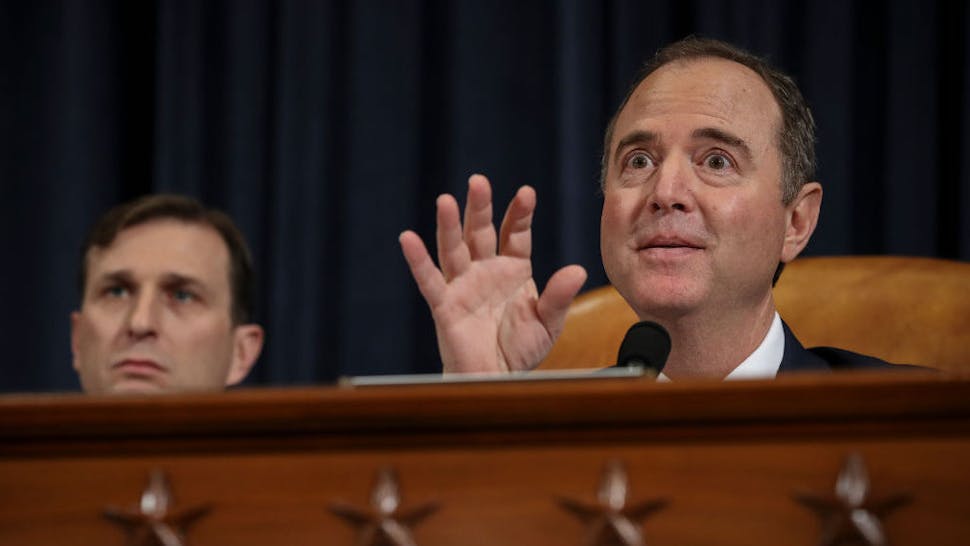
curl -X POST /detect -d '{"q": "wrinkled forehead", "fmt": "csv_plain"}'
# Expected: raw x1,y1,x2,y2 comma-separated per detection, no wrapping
84,219,231,288
612,57,782,153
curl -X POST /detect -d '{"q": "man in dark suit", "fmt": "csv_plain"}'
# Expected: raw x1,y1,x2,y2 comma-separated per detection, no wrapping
399,37,892,379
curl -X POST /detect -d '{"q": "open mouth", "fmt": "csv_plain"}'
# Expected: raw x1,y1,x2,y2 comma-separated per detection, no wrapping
637,235,705,257
641,238,703,249
649,243,697,249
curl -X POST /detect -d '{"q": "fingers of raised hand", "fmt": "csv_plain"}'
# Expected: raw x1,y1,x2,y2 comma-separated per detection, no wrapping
498,185,537,259
434,193,471,281
463,174,498,260
536,265,588,338
399,230,447,309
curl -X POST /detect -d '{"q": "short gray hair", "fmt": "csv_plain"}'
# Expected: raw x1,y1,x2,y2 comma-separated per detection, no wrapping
600,37,816,205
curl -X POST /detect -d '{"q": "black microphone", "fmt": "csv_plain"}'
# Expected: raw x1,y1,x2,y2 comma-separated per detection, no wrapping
616,321,671,374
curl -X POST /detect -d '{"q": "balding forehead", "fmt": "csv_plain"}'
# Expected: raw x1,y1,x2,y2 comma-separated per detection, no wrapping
644,57,779,113
613,57,783,152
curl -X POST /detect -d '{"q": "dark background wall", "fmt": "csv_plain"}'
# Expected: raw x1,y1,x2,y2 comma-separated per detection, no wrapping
2,0,967,393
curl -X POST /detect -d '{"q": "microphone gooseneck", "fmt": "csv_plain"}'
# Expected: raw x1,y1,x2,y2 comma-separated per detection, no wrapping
616,321,672,374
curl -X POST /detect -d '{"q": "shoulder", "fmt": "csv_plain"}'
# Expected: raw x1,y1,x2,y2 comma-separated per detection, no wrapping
804,346,900,370
779,320,926,373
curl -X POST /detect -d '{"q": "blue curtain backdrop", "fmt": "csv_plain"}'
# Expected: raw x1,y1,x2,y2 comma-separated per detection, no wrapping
2,0,967,392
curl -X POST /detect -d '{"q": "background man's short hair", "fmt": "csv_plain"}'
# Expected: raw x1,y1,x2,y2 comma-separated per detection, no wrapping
600,36,817,205
78,194,255,325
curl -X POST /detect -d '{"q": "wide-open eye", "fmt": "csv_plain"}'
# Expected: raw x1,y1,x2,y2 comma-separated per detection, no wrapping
627,152,654,170
703,152,734,171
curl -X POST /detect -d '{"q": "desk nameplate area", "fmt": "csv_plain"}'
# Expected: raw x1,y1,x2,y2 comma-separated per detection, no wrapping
1,371,967,545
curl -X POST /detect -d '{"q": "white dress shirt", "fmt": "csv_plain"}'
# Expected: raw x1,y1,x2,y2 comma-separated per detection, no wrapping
657,312,785,382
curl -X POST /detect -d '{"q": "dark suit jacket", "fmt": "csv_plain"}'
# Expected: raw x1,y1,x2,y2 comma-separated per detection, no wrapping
611,321,918,374
778,321,901,373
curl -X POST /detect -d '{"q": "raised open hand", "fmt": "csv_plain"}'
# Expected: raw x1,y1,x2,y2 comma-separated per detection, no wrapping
399,174,587,373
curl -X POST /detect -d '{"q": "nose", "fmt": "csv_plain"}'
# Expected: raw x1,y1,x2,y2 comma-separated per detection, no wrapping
126,289,160,339
648,155,695,213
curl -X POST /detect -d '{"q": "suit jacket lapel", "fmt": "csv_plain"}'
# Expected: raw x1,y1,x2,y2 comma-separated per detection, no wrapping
778,321,833,373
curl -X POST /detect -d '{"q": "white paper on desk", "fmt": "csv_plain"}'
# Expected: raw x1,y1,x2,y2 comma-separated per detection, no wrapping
340,365,649,387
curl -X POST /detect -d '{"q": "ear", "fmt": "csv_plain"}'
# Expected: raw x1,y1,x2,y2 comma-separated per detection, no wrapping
226,324,264,386
781,182,822,263
70,311,82,372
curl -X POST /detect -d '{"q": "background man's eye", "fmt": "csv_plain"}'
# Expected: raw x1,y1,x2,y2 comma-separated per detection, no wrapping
172,290,194,302
106,286,127,297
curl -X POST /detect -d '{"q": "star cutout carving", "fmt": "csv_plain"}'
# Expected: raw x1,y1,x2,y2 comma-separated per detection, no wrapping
329,467,439,546
103,468,212,546
795,453,912,546
557,459,668,546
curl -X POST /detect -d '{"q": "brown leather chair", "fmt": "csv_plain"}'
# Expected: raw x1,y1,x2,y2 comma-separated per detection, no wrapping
538,256,970,372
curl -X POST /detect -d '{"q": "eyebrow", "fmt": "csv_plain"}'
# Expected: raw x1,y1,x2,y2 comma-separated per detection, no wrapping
691,127,754,163
612,127,755,166
84,270,135,301
159,273,206,291
612,130,658,167
93,270,205,291
96,270,134,286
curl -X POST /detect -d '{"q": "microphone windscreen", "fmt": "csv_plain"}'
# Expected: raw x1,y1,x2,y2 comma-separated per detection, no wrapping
616,321,672,372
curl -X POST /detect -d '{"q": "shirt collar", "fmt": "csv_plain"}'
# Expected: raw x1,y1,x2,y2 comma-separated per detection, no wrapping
656,312,785,382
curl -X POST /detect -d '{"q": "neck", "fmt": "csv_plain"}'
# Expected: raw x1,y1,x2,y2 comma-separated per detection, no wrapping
646,296,778,380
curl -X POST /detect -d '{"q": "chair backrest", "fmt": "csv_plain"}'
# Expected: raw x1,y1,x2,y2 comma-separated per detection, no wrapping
537,256,970,372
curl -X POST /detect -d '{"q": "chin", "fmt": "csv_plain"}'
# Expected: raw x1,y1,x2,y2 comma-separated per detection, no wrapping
108,379,170,395
621,278,707,319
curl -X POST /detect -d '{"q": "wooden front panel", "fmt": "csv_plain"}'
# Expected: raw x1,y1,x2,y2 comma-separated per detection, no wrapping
2,372,968,545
